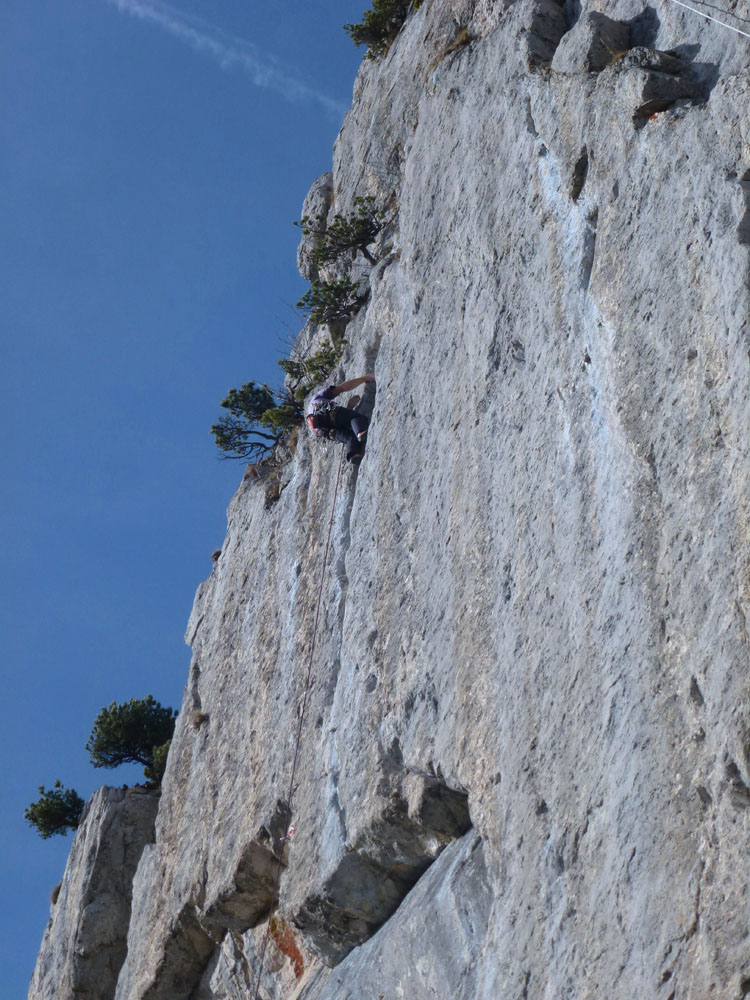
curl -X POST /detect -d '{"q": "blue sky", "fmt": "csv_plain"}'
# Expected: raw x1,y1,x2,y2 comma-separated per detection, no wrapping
0,1,363,992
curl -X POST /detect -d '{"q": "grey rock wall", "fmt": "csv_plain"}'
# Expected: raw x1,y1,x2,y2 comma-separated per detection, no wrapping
29,1,750,998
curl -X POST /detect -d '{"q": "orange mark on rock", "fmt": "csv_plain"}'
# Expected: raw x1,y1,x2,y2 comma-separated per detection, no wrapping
269,916,305,980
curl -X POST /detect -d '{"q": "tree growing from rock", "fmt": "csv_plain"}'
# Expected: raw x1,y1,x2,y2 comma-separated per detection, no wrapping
86,695,177,774
296,277,368,326
25,781,84,839
212,382,286,463
144,738,172,784
345,0,422,59
295,196,386,266
278,340,344,404
212,342,344,461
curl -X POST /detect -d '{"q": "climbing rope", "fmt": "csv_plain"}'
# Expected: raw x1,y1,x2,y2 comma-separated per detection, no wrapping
252,443,347,1000
667,0,750,38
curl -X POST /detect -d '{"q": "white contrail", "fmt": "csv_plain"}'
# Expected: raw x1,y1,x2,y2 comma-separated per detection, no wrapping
104,0,349,119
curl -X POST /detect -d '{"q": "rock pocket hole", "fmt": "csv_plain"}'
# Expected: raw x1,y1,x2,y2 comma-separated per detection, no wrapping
571,148,588,202
726,760,750,810
689,676,705,707
563,0,582,29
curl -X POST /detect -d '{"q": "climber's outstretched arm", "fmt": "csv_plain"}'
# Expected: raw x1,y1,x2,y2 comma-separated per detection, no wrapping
330,374,376,397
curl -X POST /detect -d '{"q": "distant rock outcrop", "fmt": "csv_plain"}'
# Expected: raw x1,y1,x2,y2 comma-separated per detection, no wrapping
28,787,158,1000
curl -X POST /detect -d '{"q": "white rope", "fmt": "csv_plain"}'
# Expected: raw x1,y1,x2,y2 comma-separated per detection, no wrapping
667,0,750,38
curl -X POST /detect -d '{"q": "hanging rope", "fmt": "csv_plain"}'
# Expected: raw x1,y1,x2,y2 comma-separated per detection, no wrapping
252,443,346,1000
667,0,750,38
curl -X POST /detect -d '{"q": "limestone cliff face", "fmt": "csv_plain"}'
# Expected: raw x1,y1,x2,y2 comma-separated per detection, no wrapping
30,1,750,998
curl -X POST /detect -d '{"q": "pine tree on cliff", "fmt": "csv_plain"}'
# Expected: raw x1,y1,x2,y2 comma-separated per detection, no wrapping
86,695,177,773
25,781,84,839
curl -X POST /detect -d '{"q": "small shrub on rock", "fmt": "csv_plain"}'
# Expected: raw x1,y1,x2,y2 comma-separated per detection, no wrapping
345,0,422,59
279,341,344,404
296,277,368,326
25,781,84,840
296,196,386,266
144,739,171,784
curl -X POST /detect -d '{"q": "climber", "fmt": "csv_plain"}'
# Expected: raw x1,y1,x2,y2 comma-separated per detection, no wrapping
306,374,375,464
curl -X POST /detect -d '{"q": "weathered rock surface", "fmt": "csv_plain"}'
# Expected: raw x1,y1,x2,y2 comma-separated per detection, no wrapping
551,11,631,74
28,787,158,1000
30,1,750,998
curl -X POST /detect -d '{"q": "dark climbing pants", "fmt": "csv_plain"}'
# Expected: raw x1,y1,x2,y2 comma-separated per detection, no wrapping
330,406,369,462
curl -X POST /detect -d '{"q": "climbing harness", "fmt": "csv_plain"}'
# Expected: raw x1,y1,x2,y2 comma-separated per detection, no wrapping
666,0,750,39
308,399,339,439
313,400,338,417
252,443,346,1000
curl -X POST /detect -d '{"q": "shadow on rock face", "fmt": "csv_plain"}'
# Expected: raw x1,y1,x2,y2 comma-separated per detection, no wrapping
738,171,750,247
628,6,660,47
